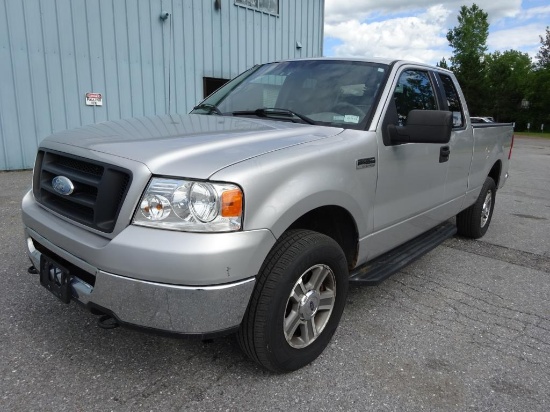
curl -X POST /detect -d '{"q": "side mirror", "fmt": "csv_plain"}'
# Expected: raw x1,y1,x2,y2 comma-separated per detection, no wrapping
388,110,452,144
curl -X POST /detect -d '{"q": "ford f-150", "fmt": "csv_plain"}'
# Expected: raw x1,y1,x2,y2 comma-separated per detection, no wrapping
22,58,514,371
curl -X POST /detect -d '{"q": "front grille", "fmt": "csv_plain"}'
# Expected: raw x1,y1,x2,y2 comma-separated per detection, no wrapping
33,150,132,233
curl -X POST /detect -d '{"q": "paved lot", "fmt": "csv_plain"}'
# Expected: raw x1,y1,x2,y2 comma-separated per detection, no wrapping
1,137,549,411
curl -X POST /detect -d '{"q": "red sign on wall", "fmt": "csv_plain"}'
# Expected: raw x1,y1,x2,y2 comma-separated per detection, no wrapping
85,93,103,106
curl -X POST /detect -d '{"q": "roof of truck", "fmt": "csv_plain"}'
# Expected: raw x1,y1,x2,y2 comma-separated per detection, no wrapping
268,57,452,73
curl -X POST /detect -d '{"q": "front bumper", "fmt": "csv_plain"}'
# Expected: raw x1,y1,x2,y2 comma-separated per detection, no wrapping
26,229,257,336
22,190,277,336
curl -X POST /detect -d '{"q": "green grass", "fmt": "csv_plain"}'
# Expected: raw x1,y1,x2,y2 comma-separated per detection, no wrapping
514,132,550,139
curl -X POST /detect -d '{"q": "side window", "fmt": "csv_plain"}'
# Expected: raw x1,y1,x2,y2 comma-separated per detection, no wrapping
439,74,464,128
393,70,437,125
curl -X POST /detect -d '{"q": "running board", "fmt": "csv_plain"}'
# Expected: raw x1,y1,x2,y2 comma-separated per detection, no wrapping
349,221,457,286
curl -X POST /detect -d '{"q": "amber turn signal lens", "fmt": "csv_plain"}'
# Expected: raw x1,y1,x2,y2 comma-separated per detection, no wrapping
221,188,243,217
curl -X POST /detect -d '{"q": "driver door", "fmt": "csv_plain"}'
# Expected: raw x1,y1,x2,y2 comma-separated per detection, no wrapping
368,67,449,258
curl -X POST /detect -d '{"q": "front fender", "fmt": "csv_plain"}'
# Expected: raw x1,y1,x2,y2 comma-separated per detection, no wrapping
253,185,366,239
211,131,378,240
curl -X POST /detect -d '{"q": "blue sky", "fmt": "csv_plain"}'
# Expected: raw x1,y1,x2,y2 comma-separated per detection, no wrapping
323,0,549,64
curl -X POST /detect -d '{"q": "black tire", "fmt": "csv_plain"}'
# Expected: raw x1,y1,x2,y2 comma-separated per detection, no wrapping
237,229,348,372
456,176,496,239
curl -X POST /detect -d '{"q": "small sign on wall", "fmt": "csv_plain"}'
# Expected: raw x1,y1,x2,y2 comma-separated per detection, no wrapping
85,92,103,106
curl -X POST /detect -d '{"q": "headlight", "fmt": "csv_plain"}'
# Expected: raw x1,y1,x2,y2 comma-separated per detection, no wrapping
133,178,243,232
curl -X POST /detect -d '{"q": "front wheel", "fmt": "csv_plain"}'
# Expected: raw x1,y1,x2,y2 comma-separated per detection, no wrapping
237,229,348,372
456,176,496,239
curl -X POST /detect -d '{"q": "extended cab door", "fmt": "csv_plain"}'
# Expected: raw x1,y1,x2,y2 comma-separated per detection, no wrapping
367,66,450,258
434,72,471,213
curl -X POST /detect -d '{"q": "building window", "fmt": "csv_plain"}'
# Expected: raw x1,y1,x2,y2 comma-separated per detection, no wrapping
235,0,279,15
203,77,230,98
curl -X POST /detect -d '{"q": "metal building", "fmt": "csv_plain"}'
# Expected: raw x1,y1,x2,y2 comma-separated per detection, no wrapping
0,0,325,170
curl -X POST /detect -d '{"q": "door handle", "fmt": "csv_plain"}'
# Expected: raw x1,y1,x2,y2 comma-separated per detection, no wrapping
439,145,450,163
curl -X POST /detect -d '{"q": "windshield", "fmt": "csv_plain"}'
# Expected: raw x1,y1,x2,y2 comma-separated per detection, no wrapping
191,60,389,129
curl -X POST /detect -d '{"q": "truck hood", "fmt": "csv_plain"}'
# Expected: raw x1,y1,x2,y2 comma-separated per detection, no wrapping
45,114,343,178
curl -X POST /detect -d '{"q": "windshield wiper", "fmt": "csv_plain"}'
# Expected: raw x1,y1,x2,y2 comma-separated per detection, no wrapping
192,103,223,115
230,108,315,125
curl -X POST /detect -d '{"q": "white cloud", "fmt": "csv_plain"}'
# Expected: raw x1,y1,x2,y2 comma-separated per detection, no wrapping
325,0,522,24
325,0,439,24
324,0,539,64
325,5,451,63
517,5,550,21
489,23,547,57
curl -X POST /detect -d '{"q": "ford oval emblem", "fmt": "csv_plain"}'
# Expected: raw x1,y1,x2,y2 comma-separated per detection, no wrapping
52,176,75,196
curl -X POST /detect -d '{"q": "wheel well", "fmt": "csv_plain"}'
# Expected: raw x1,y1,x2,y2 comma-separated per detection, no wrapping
488,160,502,187
287,206,358,270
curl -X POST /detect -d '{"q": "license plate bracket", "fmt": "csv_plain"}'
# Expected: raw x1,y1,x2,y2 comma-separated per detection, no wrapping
40,256,72,304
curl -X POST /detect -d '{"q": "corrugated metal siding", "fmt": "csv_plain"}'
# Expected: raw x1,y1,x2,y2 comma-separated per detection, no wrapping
0,0,324,170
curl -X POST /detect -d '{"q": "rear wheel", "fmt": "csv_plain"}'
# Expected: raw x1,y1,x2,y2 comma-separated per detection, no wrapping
237,229,348,372
456,176,496,239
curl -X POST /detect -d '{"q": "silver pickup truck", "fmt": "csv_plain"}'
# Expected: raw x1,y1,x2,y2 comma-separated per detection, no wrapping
22,58,513,372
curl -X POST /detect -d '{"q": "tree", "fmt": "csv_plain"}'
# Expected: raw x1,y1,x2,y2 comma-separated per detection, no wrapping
446,4,489,115
484,50,532,122
528,68,550,129
535,26,550,68
436,57,449,69
530,27,550,130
